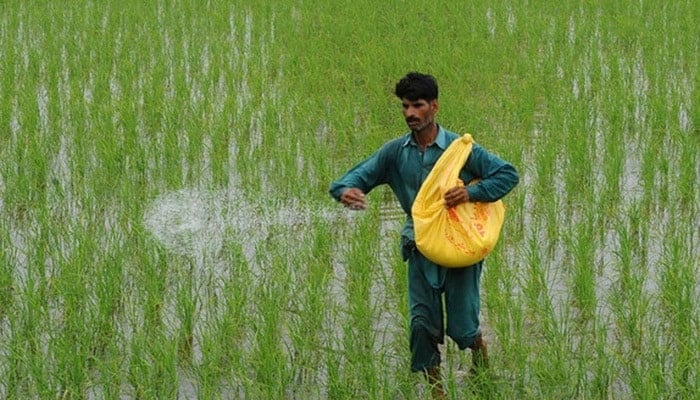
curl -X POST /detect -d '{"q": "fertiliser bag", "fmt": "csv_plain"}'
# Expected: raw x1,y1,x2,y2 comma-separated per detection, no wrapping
411,134,505,268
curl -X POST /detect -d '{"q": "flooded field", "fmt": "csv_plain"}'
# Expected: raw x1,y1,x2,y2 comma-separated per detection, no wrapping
0,1,697,399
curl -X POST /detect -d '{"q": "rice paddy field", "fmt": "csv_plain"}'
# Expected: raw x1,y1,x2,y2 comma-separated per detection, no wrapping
0,1,698,399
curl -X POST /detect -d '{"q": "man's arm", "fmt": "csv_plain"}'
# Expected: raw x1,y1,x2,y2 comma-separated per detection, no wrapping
443,144,519,207
329,146,390,209
464,144,519,202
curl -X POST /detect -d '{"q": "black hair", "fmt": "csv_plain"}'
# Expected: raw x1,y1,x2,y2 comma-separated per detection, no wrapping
394,72,438,101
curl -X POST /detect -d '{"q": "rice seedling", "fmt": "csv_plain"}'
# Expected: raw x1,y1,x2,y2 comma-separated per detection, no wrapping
0,0,696,398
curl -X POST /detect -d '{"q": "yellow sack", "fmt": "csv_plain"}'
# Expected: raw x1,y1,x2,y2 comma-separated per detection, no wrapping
412,134,505,268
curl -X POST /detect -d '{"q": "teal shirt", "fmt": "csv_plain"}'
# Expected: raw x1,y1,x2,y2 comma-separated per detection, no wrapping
329,126,519,241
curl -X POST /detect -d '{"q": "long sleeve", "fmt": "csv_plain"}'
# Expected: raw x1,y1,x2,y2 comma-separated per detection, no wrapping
329,147,390,201
463,144,519,202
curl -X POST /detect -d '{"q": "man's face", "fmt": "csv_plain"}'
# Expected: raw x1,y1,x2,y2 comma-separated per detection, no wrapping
401,98,438,133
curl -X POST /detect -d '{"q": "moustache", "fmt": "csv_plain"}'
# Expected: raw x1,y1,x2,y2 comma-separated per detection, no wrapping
406,118,419,123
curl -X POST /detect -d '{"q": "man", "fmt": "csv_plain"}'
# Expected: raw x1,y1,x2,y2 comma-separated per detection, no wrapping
329,72,519,397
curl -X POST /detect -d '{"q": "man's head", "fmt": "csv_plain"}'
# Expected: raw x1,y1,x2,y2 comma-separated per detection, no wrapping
395,72,439,134
394,72,438,101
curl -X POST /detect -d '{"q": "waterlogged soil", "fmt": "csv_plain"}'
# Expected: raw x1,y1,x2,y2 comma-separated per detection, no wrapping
1,3,697,397
3,165,696,398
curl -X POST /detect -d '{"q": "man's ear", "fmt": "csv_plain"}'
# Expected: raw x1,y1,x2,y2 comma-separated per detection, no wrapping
431,99,439,113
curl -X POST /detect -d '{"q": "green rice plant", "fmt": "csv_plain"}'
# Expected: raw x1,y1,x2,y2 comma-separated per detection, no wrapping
89,247,125,360
531,134,562,248
560,106,596,216
520,232,583,397
609,212,650,354
286,217,334,388
522,230,554,330
138,248,169,331
565,218,598,324
247,246,294,398
0,223,14,318
332,208,383,398
193,239,251,394
127,328,179,399
0,0,697,398
4,282,51,398
174,259,198,364
607,207,666,398
658,232,698,398
482,244,528,389
600,134,625,213
92,337,124,400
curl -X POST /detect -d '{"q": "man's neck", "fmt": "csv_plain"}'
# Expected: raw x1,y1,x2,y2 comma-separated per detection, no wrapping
413,124,438,150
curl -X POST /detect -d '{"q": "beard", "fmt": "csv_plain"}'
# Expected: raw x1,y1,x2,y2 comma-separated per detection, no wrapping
407,116,433,133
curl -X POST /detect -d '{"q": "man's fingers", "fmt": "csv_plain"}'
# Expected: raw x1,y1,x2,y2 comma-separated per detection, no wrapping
444,187,467,208
444,188,459,201
348,193,364,202
341,188,367,210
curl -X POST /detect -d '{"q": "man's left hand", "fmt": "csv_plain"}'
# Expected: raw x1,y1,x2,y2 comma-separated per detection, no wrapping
444,186,469,208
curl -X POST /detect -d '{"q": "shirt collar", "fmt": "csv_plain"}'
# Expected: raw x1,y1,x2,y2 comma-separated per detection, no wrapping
401,125,449,149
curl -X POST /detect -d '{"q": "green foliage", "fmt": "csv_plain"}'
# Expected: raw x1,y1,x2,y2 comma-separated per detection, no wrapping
0,0,697,398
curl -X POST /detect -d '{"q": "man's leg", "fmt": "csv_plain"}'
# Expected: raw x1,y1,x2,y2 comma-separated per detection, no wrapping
426,366,447,400
407,250,444,372
444,262,489,372
405,243,446,397
468,332,489,372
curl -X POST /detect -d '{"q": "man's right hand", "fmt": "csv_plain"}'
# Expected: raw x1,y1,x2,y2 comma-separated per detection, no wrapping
340,188,367,210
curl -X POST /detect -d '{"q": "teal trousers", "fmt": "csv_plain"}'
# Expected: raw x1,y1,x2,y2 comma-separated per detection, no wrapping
403,240,483,372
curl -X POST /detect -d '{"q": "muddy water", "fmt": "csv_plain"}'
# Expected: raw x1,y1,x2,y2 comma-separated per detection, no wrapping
3,93,697,400
2,5,698,398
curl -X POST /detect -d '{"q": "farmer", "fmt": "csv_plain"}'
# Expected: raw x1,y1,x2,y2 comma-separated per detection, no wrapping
329,72,519,397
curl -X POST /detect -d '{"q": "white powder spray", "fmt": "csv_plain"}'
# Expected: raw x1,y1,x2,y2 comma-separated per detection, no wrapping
142,188,360,264
143,189,227,261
